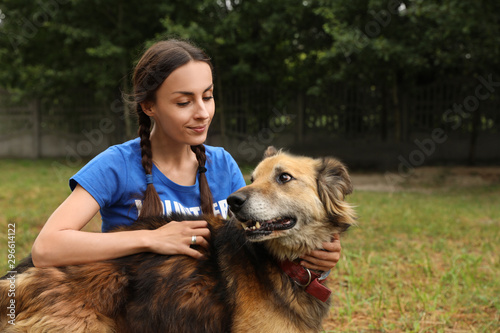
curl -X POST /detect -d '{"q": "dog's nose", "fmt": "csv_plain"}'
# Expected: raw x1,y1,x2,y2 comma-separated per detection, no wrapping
227,192,247,213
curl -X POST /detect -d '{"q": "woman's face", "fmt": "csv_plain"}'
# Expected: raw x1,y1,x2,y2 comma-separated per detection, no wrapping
143,61,215,147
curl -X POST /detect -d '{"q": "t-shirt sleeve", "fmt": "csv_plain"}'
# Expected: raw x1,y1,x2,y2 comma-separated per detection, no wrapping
69,146,127,209
225,150,247,192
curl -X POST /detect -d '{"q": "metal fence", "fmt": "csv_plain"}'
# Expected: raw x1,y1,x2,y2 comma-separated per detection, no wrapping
1,79,499,166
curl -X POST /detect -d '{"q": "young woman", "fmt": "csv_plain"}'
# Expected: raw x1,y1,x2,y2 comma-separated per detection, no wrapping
31,39,341,272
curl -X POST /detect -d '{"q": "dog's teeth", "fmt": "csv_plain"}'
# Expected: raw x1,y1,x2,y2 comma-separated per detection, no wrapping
256,222,261,229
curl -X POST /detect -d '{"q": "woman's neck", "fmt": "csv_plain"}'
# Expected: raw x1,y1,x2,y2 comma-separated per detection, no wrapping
148,128,199,185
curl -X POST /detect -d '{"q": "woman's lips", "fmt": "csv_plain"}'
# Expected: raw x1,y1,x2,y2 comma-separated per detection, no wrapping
189,125,207,133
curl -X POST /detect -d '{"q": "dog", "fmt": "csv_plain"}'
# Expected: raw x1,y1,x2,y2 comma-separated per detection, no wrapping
0,146,356,333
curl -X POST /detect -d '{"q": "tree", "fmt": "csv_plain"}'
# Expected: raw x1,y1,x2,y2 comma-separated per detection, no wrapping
0,0,169,135
1,0,498,163
151,0,332,142
315,0,500,147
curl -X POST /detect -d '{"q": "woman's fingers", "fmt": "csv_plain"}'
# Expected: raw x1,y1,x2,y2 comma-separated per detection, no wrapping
149,220,211,258
300,234,342,271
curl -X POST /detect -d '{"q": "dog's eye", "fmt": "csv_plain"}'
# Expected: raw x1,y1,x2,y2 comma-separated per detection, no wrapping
277,173,293,184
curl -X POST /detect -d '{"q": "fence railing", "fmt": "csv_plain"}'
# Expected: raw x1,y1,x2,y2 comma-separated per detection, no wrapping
1,79,499,164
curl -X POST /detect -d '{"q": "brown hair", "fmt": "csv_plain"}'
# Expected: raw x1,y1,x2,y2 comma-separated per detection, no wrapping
132,39,214,218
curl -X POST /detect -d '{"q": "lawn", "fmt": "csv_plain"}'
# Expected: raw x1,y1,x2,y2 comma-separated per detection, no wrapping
323,186,500,332
0,159,499,332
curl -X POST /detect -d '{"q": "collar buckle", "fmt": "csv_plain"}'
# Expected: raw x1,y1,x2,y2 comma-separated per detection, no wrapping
279,260,332,302
293,267,312,287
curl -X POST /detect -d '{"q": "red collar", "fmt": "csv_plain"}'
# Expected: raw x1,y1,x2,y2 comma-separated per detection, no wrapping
279,260,331,302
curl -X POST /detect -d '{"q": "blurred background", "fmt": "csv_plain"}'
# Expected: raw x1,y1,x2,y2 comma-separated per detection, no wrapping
1,2,499,332
0,0,499,171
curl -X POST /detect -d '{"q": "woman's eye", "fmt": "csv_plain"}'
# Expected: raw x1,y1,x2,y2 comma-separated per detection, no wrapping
203,96,214,102
177,101,190,107
277,173,293,184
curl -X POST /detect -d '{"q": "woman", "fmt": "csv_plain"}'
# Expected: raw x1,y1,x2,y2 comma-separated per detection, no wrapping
31,39,341,272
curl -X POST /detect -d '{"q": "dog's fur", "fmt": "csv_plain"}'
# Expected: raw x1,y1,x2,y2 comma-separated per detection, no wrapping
0,147,356,333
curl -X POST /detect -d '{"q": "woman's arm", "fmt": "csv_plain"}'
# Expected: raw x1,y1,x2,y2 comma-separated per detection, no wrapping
31,185,210,267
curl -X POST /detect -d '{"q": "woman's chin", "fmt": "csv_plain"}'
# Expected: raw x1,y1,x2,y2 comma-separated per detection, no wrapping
188,134,208,146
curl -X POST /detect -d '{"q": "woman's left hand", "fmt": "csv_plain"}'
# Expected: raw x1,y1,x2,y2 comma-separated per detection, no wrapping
300,234,342,272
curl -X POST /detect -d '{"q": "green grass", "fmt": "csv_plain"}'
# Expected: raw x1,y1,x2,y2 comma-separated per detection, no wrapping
323,187,500,332
0,159,101,269
0,159,499,332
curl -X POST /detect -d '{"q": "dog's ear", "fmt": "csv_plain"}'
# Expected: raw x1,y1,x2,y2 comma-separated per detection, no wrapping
263,146,279,158
316,157,354,220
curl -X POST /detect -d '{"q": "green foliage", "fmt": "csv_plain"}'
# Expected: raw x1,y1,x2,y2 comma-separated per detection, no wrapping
316,0,500,85
0,0,168,101
153,0,332,92
0,0,499,129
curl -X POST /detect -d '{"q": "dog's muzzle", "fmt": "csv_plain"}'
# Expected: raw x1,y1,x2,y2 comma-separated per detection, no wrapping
227,192,297,238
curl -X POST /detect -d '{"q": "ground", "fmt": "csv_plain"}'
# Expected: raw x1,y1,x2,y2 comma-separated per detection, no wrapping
320,165,500,333
350,166,500,192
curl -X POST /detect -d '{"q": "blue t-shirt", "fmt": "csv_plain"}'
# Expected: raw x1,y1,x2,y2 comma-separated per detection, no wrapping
70,138,246,232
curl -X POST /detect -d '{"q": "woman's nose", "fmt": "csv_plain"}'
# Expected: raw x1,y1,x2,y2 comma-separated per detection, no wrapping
194,98,211,119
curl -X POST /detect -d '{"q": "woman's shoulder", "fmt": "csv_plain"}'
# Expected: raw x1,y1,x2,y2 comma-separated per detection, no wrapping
70,138,142,199
71,138,140,181
204,144,232,159
204,144,241,171
205,144,239,166
88,137,140,164
106,137,141,156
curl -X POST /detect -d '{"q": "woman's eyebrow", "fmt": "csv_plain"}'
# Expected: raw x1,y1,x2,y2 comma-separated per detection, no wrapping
173,83,214,96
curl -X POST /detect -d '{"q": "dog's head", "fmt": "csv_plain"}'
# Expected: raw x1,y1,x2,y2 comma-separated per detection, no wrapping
227,146,356,261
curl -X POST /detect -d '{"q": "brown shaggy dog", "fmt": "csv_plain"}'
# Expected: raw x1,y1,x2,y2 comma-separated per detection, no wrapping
0,147,356,333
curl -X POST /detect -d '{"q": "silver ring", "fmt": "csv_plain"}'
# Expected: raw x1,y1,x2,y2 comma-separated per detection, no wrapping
191,235,197,245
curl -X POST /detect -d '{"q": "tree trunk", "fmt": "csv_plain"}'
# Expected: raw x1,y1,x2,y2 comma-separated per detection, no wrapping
31,99,41,159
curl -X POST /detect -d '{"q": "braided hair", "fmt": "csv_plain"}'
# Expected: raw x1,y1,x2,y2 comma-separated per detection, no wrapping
132,40,215,218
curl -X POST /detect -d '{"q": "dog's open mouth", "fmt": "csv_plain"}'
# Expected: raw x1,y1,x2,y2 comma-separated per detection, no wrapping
240,217,297,236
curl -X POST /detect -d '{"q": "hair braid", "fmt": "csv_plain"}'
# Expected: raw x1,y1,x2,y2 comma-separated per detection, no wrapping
191,144,214,216
137,105,163,218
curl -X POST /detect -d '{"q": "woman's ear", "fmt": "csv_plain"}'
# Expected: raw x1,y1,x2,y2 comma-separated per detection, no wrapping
141,102,155,117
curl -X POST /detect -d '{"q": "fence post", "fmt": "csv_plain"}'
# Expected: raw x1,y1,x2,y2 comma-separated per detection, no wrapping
392,77,401,142
30,99,41,158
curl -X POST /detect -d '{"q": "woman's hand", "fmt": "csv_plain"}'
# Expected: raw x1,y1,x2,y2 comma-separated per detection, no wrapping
299,234,342,272
145,220,211,259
